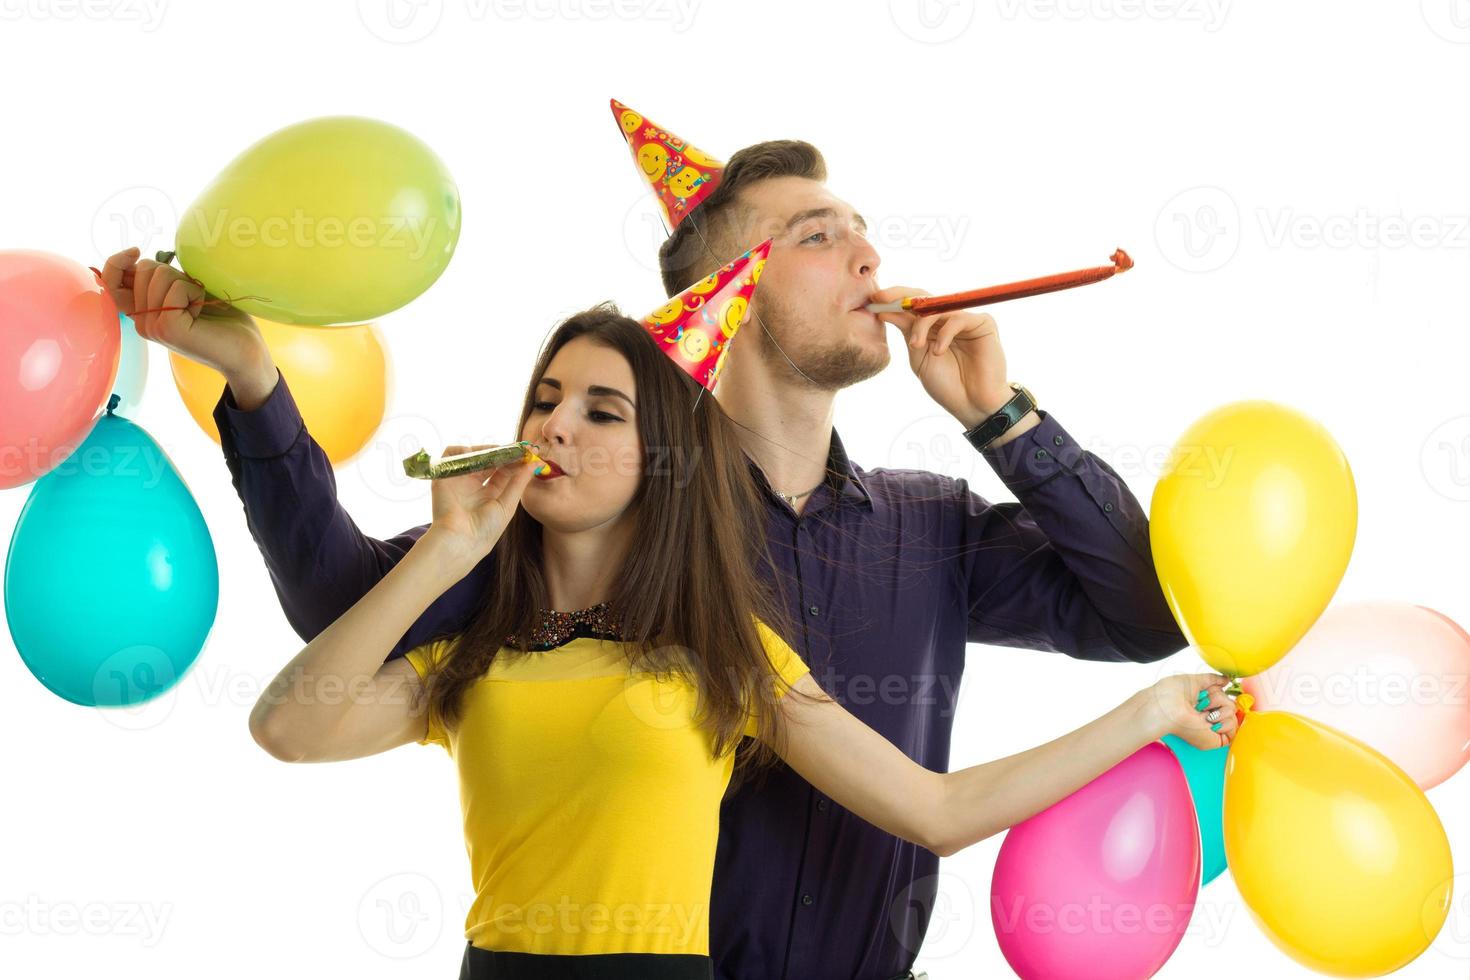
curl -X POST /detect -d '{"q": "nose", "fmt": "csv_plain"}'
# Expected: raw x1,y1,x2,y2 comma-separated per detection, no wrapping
538,402,573,447
853,234,880,280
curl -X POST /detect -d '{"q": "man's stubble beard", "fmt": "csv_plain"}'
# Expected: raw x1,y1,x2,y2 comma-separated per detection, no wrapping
749,295,890,391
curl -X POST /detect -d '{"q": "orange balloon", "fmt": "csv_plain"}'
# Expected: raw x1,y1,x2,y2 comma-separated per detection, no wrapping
169,318,388,465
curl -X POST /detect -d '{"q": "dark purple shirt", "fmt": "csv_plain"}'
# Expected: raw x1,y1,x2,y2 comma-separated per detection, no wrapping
214,373,1186,980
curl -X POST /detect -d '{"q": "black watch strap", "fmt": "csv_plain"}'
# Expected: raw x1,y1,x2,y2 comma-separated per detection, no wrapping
962,383,1036,451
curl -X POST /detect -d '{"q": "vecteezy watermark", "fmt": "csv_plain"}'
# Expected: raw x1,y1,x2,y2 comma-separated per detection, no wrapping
357,0,698,43
1421,0,1470,43
1257,208,1470,251
359,422,710,505
889,872,977,958
889,0,977,43
0,895,173,946
1157,185,1470,272
474,898,705,947
1155,186,1241,273
358,872,444,958
885,415,1237,491
0,438,177,494
1421,416,1470,503
0,0,167,30
991,894,1202,939
995,0,1229,30
92,185,178,259
621,186,970,275
1429,871,1470,960
1246,667,1470,709
178,208,443,262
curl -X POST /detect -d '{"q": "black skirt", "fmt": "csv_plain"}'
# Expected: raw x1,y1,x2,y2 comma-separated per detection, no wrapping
459,943,714,979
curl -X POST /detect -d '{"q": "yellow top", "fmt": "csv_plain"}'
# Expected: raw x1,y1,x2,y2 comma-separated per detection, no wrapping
403,620,810,956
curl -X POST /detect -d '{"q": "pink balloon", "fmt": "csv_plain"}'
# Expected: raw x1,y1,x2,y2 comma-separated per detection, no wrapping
990,742,1200,980
0,251,119,489
1242,599,1470,789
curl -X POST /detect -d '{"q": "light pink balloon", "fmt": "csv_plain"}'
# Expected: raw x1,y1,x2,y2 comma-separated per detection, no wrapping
990,742,1200,980
1242,599,1470,789
0,250,119,489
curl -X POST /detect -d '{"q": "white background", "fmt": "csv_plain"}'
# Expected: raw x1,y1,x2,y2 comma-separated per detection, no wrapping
3,0,1470,976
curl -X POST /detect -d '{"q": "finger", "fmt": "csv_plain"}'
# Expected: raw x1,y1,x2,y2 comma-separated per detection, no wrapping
100,247,140,293
929,315,967,356
158,279,203,336
908,313,941,351
875,309,918,338
147,263,175,322
131,260,157,333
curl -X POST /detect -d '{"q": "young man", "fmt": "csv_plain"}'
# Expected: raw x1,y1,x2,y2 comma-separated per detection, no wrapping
100,120,1185,980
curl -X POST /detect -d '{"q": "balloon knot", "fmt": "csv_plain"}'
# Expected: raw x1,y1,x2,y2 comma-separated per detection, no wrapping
106,393,120,415
1237,692,1255,716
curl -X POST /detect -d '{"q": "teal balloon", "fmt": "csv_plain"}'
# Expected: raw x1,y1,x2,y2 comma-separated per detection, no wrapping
4,411,218,706
111,313,149,416
1162,734,1228,885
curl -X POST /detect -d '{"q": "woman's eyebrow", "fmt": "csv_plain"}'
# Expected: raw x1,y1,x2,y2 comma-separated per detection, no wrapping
588,385,636,409
539,378,635,409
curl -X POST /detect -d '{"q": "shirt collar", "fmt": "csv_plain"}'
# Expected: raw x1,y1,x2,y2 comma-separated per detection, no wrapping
743,428,873,512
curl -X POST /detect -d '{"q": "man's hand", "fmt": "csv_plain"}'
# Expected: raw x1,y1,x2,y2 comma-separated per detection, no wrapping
100,247,276,393
870,285,1038,444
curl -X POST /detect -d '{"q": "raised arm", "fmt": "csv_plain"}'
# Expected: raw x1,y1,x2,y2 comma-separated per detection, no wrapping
101,247,491,659
771,669,1236,857
960,409,1188,663
249,457,535,763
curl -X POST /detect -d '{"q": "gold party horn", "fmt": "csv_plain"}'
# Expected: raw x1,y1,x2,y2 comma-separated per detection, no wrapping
403,441,549,480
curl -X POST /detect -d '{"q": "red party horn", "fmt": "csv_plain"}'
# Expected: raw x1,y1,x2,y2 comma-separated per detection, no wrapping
866,249,1134,316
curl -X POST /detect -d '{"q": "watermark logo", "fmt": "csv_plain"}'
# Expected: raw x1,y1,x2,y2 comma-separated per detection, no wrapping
358,871,444,958
1155,186,1240,273
889,0,977,43
1421,416,1470,502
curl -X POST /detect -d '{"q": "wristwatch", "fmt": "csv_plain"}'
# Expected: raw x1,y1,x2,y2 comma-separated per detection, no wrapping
962,382,1037,450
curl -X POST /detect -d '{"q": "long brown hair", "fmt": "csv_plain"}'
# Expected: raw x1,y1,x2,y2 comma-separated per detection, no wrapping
418,302,802,766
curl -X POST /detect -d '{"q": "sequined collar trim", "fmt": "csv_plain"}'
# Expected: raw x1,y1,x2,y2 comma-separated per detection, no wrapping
510,601,627,651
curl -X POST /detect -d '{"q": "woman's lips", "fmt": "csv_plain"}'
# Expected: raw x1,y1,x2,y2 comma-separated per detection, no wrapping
535,459,566,480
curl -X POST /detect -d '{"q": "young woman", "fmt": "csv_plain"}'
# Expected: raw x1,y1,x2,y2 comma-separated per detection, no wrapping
248,303,1238,980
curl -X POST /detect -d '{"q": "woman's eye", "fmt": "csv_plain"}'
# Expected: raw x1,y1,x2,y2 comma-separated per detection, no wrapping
530,400,556,412
590,411,624,423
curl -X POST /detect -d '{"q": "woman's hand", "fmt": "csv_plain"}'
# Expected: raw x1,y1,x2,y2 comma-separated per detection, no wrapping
100,246,272,382
420,446,538,574
1138,673,1240,750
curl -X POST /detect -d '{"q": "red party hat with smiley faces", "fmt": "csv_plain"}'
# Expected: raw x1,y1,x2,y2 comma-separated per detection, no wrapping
640,238,771,391
611,98,724,231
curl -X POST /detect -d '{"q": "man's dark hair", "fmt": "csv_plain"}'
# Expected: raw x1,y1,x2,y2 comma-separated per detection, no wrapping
657,140,826,297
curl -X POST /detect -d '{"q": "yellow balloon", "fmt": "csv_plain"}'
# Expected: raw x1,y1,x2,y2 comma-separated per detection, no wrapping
175,116,461,326
1150,401,1356,677
1224,708,1453,977
169,318,389,465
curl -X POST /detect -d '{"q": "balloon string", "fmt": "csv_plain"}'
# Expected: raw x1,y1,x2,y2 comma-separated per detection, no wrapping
88,265,271,316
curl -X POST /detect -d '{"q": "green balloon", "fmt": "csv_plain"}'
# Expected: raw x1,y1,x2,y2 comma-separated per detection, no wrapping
175,116,460,326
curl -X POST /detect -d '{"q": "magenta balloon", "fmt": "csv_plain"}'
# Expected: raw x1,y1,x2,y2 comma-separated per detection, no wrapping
0,251,120,489
990,742,1201,980
1242,599,1470,789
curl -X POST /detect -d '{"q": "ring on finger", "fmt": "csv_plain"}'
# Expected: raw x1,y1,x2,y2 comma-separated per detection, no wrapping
1205,708,1221,723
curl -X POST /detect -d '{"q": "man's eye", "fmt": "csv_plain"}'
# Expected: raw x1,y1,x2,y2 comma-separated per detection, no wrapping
801,231,829,245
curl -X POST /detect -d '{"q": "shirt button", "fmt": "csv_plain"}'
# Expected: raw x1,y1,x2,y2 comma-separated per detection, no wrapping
808,604,820,616
1053,435,1064,446
817,799,829,812
802,894,815,906
1104,502,1115,512
1034,449,1048,460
